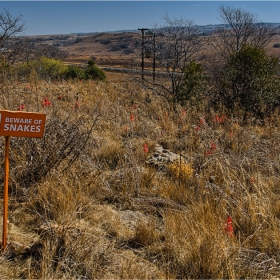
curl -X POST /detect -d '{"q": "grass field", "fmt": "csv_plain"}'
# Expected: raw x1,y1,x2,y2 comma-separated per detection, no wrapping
0,73,279,279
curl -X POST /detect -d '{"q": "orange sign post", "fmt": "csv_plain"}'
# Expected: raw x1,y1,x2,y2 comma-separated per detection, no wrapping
0,110,46,250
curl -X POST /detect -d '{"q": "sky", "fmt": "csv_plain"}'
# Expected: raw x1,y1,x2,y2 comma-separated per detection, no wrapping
1,1,280,36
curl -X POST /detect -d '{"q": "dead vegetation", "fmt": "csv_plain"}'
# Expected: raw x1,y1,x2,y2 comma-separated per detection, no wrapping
0,75,279,279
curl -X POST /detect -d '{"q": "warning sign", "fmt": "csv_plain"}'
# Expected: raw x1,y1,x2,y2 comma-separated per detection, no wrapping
0,110,46,138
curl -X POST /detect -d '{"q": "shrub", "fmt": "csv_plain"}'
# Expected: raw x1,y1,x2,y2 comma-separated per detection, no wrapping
87,59,95,67
177,60,207,106
214,45,280,121
110,45,122,51
100,39,111,45
9,109,99,192
85,64,106,81
0,57,14,82
16,57,67,81
119,42,129,49
75,37,83,43
123,48,134,54
37,57,67,80
64,65,87,80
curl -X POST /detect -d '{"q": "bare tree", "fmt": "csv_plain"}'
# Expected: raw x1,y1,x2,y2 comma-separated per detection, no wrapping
0,8,25,62
213,5,275,59
137,14,205,107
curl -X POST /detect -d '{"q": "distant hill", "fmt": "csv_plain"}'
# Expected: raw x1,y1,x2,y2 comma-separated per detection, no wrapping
27,23,280,67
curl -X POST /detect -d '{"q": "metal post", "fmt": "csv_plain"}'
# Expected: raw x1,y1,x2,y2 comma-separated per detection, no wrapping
2,136,10,250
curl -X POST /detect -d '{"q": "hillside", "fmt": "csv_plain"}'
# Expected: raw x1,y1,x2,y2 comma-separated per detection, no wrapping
0,25,280,279
0,76,280,279
28,25,280,73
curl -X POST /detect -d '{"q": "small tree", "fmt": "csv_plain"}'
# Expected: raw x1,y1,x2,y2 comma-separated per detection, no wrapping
0,8,25,63
85,59,106,81
213,45,280,122
64,65,87,80
213,5,275,59
137,14,204,108
176,60,207,106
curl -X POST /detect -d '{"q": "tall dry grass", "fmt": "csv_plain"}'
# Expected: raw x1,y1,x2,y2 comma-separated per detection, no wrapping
0,76,279,279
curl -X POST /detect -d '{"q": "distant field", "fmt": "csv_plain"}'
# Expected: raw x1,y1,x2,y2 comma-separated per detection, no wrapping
30,31,280,82
63,32,280,81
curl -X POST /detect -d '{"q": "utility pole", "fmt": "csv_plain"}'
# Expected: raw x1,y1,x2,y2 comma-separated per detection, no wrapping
138,28,148,82
153,32,156,85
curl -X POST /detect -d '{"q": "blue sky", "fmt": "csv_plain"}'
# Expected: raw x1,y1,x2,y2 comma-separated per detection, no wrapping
1,1,280,36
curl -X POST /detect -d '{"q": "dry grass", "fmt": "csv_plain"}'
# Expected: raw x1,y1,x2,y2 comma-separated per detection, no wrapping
0,75,280,279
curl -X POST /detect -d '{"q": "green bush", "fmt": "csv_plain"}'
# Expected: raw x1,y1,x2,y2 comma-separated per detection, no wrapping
65,60,106,81
16,57,67,81
177,61,207,106
16,57,106,82
36,57,67,80
85,65,106,81
214,45,280,121
64,65,87,80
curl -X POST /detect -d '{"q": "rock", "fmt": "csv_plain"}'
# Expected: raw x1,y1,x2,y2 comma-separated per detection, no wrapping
146,144,187,168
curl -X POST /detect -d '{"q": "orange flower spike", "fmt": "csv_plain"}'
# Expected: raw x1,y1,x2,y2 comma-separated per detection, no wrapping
199,118,205,125
224,216,234,237
214,115,220,123
143,144,149,153
211,143,217,150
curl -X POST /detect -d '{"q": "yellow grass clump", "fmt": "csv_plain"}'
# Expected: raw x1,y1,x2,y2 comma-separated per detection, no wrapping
167,160,194,181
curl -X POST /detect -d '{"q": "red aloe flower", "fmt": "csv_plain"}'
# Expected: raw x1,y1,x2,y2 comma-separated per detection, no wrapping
214,115,227,124
214,115,220,123
199,118,205,125
211,143,217,150
143,144,149,153
224,216,234,237
17,104,25,111
130,113,135,122
42,97,52,107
